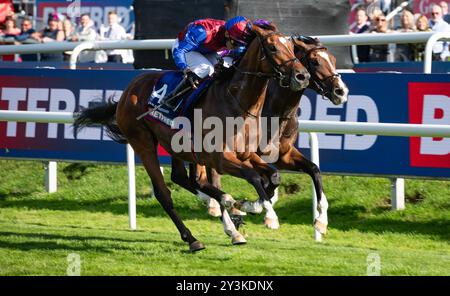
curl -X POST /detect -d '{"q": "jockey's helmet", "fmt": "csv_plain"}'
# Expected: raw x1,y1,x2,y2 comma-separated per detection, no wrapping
224,16,252,46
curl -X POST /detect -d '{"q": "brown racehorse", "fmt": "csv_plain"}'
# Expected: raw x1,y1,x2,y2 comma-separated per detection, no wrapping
171,35,349,235
74,24,310,252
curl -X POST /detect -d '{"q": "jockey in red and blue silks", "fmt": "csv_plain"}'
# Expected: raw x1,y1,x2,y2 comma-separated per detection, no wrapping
172,16,253,82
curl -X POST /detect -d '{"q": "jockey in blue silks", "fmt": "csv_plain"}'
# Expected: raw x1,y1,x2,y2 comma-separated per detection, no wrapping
158,16,256,106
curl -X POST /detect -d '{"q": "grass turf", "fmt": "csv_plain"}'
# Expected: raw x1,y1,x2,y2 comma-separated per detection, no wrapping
0,160,449,275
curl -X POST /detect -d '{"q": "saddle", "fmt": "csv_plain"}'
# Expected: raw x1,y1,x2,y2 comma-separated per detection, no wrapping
144,71,213,127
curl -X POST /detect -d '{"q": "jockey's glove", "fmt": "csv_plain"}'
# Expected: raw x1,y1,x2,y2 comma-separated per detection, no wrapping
183,68,200,89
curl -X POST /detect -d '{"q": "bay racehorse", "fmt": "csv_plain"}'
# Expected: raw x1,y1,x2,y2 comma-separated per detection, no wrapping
171,35,349,235
74,23,310,252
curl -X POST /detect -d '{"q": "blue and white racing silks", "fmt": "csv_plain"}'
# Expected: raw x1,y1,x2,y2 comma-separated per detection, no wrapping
172,20,247,71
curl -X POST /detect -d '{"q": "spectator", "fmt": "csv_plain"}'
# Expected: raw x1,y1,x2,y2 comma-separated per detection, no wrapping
2,16,20,37
440,1,450,23
33,14,65,61
99,11,127,63
16,18,38,61
351,7,371,33
397,10,415,32
369,12,392,62
0,16,19,61
61,18,76,61
72,13,97,63
394,10,415,61
62,18,76,41
413,15,432,61
351,7,371,62
0,0,14,28
416,14,431,32
15,17,36,41
429,4,450,61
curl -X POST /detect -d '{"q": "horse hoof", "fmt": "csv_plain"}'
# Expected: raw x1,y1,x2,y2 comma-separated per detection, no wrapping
207,206,222,217
314,219,328,235
230,207,247,216
232,233,247,245
189,241,205,252
241,201,263,214
264,217,280,230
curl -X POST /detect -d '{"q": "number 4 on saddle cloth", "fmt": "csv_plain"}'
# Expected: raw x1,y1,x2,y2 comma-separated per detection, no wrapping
144,71,214,127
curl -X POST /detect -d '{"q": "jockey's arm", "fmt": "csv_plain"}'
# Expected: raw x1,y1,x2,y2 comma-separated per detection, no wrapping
218,45,247,60
172,25,207,70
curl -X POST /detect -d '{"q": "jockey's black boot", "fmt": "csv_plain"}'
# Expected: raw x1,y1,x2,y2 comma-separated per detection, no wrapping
162,72,200,110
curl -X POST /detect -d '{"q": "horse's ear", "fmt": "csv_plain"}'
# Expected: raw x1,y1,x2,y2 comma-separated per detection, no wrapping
251,19,278,35
251,24,266,37
292,35,308,53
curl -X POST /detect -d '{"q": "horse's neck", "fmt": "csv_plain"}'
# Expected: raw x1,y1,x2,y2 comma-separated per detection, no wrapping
263,82,304,119
227,54,270,116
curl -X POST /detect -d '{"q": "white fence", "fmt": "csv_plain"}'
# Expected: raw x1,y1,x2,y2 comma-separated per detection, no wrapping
1,32,449,72
1,110,450,241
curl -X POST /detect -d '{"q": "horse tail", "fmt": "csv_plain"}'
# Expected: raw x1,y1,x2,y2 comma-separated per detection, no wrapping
73,97,127,144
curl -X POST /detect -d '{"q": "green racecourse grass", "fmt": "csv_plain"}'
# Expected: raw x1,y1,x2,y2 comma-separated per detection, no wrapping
0,159,449,276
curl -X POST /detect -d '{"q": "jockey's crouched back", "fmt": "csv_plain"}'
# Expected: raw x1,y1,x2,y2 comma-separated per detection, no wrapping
160,16,255,107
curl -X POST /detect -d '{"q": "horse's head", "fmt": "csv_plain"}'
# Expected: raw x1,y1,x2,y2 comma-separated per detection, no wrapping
292,35,348,105
248,23,310,92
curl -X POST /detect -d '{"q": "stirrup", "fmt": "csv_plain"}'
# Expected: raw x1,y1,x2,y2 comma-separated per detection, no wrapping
161,84,192,110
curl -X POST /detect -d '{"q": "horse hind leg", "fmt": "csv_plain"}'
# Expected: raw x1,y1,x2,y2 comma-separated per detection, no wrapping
315,193,328,235
303,160,328,235
278,148,328,235
129,135,205,252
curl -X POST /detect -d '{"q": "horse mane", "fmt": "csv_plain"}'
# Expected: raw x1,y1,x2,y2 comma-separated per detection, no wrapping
294,34,322,46
214,21,278,82
252,19,277,31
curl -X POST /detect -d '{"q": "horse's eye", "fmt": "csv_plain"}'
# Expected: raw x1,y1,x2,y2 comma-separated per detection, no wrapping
311,59,320,66
269,45,277,52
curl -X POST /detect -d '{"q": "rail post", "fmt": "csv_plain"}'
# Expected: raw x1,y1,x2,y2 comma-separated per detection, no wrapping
44,161,57,193
127,144,137,230
309,132,322,242
424,32,450,74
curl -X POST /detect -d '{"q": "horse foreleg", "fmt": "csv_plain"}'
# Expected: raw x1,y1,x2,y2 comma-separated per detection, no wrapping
191,163,247,217
207,167,222,190
170,159,246,244
193,164,247,244
229,153,280,229
170,159,222,217
276,146,328,235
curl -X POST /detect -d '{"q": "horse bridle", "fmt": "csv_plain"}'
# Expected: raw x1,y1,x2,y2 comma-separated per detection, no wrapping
232,32,300,88
298,46,341,98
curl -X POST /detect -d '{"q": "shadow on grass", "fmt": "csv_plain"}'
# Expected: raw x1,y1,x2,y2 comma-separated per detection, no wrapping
274,198,450,242
0,193,448,242
0,194,211,221
0,230,184,253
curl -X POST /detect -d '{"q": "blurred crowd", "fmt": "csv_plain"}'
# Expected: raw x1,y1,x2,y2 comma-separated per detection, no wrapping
350,0,450,62
0,6,133,63
1,0,450,64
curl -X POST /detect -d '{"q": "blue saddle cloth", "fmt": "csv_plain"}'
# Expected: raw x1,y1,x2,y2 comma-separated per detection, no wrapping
145,71,213,127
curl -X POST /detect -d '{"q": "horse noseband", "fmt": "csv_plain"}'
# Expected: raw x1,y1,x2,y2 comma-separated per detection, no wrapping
258,34,301,87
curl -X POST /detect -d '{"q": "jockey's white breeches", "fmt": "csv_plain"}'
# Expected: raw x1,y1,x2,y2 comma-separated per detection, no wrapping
172,39,233,79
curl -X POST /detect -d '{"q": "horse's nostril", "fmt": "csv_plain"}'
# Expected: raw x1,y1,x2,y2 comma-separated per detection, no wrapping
296,74,306,81
335,88,344,96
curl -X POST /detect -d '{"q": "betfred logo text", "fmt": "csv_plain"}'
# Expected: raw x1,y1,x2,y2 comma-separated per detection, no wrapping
409,83,450,168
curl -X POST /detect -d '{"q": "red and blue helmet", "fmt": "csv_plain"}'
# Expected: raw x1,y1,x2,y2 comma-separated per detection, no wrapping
224,16,252,45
